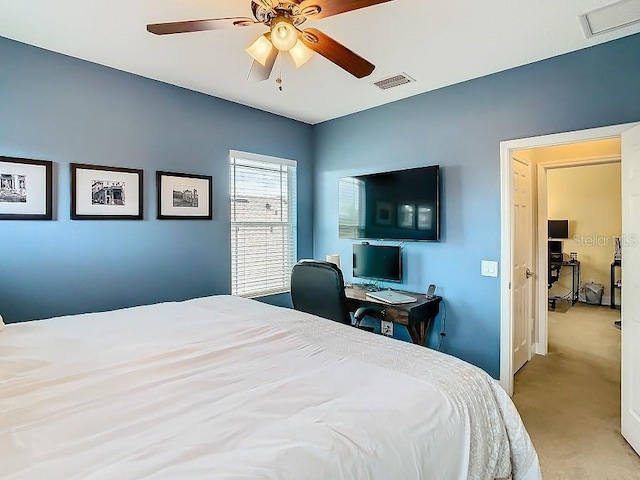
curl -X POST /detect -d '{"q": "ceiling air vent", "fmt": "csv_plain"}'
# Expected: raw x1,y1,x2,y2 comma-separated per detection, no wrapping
579,0,640,38
373,73,415,91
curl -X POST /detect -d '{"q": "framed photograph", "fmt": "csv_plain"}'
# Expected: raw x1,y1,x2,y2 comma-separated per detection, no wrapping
397,204,415,229
417,205,434,230
156,171,213,220
71,163,143,220
0,156,53,220
375,201,393,226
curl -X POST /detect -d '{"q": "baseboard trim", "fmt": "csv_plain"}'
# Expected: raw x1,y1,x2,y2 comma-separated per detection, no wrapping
533,342,544,355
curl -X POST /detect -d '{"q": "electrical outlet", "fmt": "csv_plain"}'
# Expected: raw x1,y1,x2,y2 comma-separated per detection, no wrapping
381,320,393,337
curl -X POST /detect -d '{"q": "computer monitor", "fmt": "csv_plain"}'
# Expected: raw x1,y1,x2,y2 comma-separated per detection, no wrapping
352,244,402,282
548,220,569,239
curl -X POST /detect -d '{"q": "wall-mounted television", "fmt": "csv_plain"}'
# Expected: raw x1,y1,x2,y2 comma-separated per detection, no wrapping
339,165,440,241
352,244,402,282
548,219,569,239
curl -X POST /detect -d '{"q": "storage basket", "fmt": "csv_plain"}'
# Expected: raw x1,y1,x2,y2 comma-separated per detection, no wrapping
583,282,604,305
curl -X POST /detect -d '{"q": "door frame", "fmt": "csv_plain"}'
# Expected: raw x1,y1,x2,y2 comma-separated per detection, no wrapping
499,122,639,395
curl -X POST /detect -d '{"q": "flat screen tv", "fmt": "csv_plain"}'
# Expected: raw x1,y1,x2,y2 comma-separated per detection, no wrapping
352,244,402,282
548,219,569,239
339,165,440,241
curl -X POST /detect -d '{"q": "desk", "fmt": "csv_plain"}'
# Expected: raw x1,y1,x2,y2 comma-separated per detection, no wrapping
549,260,580,305
344,287,442,346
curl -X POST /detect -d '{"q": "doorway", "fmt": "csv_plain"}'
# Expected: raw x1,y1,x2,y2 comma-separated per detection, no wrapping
521,144,621,359
499,122,638,395
499,121,640,458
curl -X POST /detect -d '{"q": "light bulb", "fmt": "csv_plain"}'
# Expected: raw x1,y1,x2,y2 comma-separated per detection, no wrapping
270,16,297,52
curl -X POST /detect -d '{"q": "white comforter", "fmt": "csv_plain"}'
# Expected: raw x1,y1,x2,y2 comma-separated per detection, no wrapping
0,295,541,480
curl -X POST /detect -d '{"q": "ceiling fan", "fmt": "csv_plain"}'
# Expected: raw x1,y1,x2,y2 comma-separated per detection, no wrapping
147,0,395,82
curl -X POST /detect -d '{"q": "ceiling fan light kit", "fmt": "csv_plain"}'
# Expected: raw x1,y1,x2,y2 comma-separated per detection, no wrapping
289,40,315,67
246,34,275,66
270,15,298,51
147,0,395,81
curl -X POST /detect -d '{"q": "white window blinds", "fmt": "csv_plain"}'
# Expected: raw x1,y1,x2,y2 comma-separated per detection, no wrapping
230,152,297,298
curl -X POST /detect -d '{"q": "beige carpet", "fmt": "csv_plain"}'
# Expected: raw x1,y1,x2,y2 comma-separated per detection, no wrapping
512,303,640,479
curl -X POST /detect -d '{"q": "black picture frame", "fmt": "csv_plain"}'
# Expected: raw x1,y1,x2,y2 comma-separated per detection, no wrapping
71,163,143,220
0,156,53,220
156,171,213,220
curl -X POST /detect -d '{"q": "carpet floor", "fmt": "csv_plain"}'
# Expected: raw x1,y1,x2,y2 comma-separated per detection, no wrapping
512,302,640,479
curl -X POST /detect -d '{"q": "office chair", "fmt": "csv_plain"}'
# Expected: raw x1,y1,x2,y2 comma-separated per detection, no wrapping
290,260,377,332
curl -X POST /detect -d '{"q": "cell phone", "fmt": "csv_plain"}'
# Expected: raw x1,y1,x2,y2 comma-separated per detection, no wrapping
426,284,436,298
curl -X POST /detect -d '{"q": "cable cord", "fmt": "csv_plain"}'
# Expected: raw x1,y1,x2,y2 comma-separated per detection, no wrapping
437,299,447,351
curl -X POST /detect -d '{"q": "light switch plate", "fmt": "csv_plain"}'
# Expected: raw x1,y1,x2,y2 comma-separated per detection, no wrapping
481,260,499,277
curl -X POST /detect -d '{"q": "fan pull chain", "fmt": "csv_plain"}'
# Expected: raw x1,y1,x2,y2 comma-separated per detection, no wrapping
276,54,283,92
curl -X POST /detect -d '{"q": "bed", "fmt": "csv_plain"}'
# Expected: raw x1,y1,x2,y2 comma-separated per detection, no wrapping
0,295,541,479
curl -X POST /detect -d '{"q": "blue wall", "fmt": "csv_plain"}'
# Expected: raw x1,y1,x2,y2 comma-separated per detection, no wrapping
3,32,640,379
0,37,313,322
313,33,640,377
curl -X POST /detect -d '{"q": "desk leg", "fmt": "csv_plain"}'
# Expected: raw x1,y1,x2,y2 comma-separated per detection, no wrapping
407,317,434,346
570,264,580,305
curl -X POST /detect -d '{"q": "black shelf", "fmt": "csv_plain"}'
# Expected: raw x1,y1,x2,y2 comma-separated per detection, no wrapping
611,260,622,310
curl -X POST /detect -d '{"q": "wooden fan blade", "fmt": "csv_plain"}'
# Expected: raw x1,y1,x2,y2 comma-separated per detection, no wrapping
300,28,374,78
297,0,394,19
147,17,255,35
248,49,278,82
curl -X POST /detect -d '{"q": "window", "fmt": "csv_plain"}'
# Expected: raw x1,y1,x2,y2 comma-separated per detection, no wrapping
230,151,297,297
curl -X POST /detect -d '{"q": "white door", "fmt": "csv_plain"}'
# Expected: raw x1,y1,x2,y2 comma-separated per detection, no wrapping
512,157,534,374
622,124,640,455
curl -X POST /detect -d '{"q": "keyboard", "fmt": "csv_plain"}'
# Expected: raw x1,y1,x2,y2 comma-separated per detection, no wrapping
366,290,417,304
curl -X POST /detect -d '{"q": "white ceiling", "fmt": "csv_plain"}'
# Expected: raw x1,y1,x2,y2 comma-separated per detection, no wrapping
1,0,639,124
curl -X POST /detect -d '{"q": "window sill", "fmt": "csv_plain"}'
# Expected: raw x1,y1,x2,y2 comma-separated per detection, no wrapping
242,289,291,300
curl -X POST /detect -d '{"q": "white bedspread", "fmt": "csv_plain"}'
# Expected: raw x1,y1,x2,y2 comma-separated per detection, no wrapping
0,295,541,480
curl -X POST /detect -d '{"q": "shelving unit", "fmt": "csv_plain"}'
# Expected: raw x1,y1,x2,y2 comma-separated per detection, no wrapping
611,260,622,310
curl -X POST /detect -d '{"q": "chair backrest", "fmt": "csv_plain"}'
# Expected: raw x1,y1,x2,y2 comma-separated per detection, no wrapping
290,260,351,325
